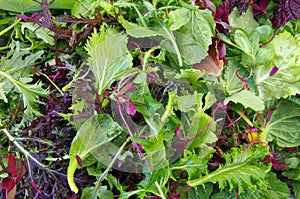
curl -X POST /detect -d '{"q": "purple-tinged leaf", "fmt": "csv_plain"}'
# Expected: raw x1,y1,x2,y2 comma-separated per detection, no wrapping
269,66,279,76
75,155,82,168
125,102,136,115
272,0,300,27
175,126,184,139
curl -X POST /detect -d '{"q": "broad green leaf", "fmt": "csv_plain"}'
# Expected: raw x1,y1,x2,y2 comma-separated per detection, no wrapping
229,7,259,35
81,186,113,199
223,59,244,95
67,114,123,193
234,30,252,54
168,7,191,30
0,72,49,117
187,145,270,194
255,31,300,100
85,28,133,97
0,0,75,13
262,173,290,199
224,90,265,111
292,181,300,199
181,9,215,56
264,101,300,148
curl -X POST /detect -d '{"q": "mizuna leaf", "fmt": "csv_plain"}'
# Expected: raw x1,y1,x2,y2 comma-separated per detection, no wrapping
0,71,49,117
264,101,300,148
85,28,133,97
187,145,270,194
224,89,265,111
67,114,123,193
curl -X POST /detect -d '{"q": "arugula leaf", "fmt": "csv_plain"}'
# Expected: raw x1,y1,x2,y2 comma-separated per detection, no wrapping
187,145,270,194
264,101,300,148
0,72,49,117
67,114,123,193
85,28,133,97
255,31,300,100
224,89,265,111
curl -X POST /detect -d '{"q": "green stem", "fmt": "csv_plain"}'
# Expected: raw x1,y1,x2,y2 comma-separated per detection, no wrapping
161,91,174,122
0,18,21,36
234,109,254,127
92,136,131,198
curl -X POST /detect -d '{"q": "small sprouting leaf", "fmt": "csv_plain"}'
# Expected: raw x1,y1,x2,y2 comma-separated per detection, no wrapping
224,89,265,111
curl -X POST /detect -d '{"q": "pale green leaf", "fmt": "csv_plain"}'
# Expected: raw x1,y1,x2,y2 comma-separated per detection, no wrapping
187,145,270,194
67,114,123,193
229,7,259,35
264,101,300,148
85,28,133,97
224,90,265,111
255,31,300,100
234,30,252,54
21,23,54,45
168,7,191,30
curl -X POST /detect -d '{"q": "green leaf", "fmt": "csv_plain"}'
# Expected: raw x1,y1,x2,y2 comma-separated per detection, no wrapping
21,23,54,45
180,184,213,199
255,31,300,100
229,7,259,35
292,181,300,199
0,0,75,12
0,72,49,117
223,59,244,95
168,7,191,30
234,30,252,54
262,173,290,199
181,9,215,55
67,114,123,193
85,28,133,97
171,146,214,180
224,90,265,111
264,101,300,148
81,186,113,199
187,145,270,194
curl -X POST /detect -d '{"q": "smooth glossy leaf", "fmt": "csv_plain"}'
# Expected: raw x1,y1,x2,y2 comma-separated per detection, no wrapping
67,114,123,193
264,101,300,148
85,28,133,97
224,89,265,111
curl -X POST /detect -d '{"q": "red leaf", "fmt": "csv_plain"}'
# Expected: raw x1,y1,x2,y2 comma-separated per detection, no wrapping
272,0,300,27
0,177,15,192
7,154,26,181
76,155,83,168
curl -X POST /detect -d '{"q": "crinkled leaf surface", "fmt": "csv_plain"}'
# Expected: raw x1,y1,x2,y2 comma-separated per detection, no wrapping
255,31,300,100
85,28,133,97
187,145,270,194
264,101,300,148
224,89,265,111
272,0,300,27
67,114,123,193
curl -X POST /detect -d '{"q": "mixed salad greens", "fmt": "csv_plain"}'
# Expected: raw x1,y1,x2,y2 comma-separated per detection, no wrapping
0,0,300,198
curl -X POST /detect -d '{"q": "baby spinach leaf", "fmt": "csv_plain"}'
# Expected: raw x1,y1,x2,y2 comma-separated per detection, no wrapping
67,114,123,193
264,101,300,148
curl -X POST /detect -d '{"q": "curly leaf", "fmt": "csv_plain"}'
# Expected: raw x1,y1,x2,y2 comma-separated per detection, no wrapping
85,28,133,97
0,71,49,117
187,145,270,194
